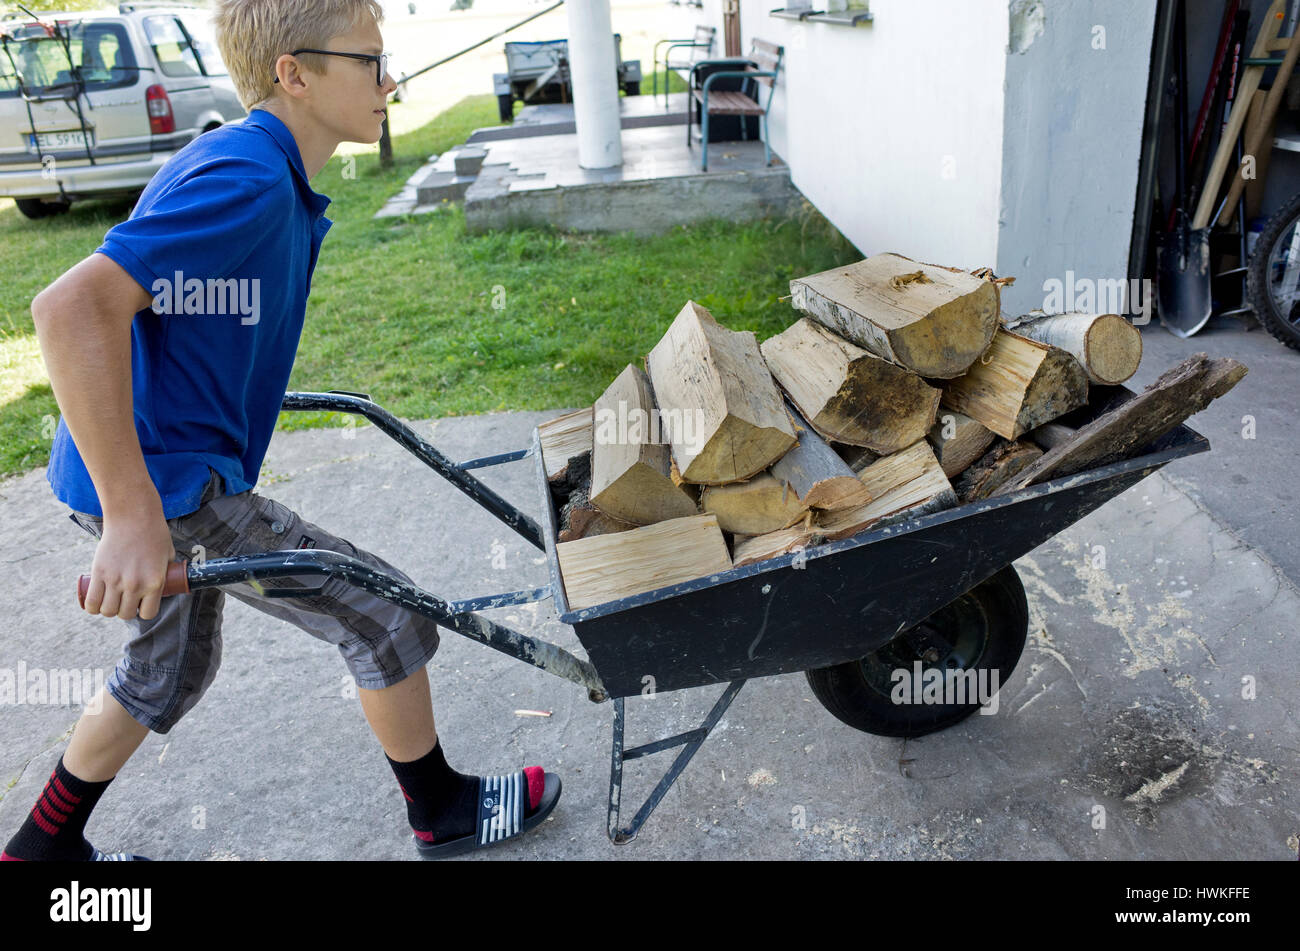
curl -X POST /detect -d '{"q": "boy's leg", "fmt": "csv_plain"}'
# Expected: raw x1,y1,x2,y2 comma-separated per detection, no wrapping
219,493,557,851
64,687,150,782
355,664,437,762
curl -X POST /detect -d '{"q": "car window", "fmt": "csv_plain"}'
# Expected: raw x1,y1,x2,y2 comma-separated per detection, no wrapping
143,15,201,78
179,16,228,77
0,20,138,98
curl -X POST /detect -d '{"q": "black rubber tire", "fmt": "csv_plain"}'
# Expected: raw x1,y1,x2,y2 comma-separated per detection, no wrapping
805,566,1029,738
15,198,70,219
498,94,515,123
1246,188,1300,351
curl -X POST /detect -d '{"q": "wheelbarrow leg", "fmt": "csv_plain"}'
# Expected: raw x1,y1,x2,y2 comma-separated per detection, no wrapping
606,679,747,844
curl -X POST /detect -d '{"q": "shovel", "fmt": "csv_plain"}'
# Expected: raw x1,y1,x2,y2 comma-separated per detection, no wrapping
1158,0,1214,337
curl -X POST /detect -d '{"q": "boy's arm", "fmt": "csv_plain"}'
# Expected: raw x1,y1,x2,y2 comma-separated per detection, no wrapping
32,253,175,622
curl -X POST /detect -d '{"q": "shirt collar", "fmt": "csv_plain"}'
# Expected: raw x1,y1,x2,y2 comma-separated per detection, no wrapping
245,108,332,218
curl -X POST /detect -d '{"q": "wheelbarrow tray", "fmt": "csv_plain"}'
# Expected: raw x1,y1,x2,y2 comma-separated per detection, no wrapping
536,393,1210,700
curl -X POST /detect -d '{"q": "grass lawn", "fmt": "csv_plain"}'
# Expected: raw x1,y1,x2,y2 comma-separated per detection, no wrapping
0,89,858,479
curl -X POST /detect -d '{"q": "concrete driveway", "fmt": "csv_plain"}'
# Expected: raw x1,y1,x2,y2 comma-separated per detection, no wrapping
1,318,1296,860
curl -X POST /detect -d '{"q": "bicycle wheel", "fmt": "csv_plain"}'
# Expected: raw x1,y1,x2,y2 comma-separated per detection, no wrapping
1247,189,1300,351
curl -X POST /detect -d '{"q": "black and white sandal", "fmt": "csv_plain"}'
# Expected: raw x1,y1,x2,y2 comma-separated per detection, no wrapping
414,768,561,859
91,847,152,861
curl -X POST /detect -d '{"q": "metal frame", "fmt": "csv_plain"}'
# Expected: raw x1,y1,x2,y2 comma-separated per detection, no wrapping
156,387,1211,845
687,47,783,172
608,680,746,843
652,30,715,104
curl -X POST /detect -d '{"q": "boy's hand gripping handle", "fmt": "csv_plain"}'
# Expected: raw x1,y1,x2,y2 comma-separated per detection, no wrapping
77,561,191,610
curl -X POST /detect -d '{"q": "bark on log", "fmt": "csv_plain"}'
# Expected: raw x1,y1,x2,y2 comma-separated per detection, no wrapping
556,451,638,542
994,353,1249,495
927,410,997,479
789,253,1001,379
952,440,1044,502
770,403,874,511
760,317,941,452
1006,313,1142,385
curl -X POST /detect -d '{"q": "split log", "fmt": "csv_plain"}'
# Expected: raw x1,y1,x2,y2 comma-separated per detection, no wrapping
1007,313,1142,385
760,317,941,452
994,353,1249,495
952,440,1043,502
941,329,1090,440
817,440,957,541
556,452,637,542
646,300,797,484
557,514,733,610
770,403,874,511
589,365,698,525
733,522,826,569
700,472,810,535
927,410,997,479
789,253,1001,379
539,407,594,485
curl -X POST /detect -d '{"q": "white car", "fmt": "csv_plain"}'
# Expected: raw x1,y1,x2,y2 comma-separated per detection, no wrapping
0,3,246,219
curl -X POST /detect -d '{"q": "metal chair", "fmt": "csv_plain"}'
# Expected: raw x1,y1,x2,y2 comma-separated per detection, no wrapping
687,39,783,172
652,24,715,104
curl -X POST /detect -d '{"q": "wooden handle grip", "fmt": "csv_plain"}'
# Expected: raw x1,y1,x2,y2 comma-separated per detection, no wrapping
77,561,191,610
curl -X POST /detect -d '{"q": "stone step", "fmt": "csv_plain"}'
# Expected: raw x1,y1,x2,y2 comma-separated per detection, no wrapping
411,164,477,204
453,146,488,177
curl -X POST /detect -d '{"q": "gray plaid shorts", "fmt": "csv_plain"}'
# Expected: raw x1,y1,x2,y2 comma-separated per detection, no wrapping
69,468,440,734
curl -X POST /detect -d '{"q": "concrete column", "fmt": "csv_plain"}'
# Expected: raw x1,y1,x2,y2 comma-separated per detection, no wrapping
566,0,623,169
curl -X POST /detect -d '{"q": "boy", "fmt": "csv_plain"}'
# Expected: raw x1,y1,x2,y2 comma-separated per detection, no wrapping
3,0,559,862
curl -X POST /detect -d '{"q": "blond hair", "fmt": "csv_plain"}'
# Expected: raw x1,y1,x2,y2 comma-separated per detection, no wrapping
213,0,384,109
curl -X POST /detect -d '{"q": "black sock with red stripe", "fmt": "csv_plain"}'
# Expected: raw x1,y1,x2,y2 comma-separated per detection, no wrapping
386,739,479,844
1,757,111,861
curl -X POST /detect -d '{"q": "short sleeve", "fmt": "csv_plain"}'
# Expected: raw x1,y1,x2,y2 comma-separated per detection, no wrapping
95,160,287,300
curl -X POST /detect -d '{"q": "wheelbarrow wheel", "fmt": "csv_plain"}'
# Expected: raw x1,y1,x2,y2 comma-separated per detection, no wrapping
805,566,1028,738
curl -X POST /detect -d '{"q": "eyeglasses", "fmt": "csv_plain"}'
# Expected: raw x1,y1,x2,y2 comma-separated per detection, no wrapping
273,49,389,86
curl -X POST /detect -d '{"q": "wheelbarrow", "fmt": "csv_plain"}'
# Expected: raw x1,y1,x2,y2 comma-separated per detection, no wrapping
79,388,1211,843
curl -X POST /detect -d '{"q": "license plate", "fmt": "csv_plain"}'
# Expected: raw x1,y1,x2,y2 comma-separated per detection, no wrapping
28,130,94,151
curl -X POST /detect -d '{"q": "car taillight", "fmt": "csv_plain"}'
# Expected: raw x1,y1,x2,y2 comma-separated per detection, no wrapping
146,85,175,135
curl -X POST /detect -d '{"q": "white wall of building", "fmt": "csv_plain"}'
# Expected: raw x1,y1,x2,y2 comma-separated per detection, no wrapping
696,0,1154,317
708,0,1010,268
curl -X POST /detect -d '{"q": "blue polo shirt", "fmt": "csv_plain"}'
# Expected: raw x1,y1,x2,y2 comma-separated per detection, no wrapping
47,109,333,519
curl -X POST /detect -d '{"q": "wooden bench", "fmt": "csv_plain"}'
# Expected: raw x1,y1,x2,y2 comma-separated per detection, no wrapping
652,25,716,104
687,39,783,172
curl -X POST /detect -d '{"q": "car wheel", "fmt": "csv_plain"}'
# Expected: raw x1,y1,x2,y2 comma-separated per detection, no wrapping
15,198,71,219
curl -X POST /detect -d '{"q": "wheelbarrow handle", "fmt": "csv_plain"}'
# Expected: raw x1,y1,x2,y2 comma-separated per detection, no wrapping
77,561,191,610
